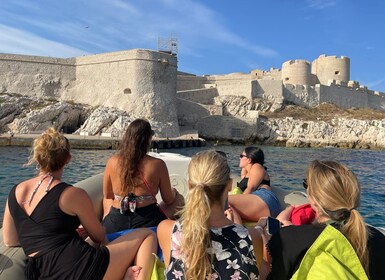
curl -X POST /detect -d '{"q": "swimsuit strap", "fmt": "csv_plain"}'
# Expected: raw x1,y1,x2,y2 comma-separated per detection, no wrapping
138,171,157,198
138,171,170,219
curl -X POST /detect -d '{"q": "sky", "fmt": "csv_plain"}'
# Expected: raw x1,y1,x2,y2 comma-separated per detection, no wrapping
1,0,385,92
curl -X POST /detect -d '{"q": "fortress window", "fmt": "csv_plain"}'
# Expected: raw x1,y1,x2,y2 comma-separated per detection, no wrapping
284,77,289,81
123,88,132,94
335,71,340,75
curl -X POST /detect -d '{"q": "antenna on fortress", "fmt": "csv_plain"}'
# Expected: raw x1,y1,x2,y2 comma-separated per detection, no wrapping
158,34,178,56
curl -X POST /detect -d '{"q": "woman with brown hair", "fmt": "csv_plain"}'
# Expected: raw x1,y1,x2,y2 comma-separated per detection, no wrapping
229,146,281,222
257,160,385,279
102,119,178,233
157,150,263,280
2,128,157,280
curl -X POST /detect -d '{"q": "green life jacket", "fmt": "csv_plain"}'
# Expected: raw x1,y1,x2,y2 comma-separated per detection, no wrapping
291,225,368,280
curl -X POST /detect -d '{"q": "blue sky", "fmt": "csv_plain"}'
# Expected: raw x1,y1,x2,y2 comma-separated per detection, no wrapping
1,0,385,92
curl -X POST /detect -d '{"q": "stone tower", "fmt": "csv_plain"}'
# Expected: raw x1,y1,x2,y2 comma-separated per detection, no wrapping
311,54,350,85
281,60,312,85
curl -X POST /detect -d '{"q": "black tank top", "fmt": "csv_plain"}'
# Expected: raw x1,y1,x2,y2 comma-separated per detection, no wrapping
8,182,80,255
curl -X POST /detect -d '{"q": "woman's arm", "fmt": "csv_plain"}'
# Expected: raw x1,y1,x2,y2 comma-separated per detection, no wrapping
243,164,265,194
157,160,176,205
2,200,20,246
157,219,176,268
252,218,272,280
102,158,114,219
241,167,247,178
60,187,106,243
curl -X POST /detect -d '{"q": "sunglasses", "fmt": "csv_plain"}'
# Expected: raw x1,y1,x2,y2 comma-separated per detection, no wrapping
303,178,308,189
239,154,248,159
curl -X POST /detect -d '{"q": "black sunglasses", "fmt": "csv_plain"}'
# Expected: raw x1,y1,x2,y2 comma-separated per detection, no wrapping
239,154,248,158
303,178,308,189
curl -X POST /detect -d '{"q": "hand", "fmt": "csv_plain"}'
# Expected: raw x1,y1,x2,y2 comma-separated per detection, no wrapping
224,207,234,221
76,225,88,239
255,217,268,229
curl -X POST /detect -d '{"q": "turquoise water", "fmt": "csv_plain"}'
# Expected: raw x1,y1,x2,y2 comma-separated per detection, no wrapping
0,146,384,227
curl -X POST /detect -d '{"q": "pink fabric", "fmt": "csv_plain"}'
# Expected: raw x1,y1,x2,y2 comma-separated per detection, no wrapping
290,203,316,225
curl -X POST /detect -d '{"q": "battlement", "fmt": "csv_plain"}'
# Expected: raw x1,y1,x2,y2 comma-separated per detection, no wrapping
282,59,310,67
318,54,349,61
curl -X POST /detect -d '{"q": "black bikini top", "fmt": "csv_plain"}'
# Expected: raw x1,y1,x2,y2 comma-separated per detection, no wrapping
237,177,270,192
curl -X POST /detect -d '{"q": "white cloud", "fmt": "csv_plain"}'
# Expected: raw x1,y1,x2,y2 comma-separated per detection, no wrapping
0,24,88,57
306,0,337,10
0,0,278,59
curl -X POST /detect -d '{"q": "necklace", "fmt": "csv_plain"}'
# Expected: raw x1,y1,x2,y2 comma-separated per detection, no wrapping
25,173,54,206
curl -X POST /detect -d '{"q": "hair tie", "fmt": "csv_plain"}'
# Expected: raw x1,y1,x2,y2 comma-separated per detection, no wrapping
196,183,206,189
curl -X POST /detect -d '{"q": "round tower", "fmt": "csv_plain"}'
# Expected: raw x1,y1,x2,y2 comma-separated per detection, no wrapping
311,55,350,85
281,60,311,85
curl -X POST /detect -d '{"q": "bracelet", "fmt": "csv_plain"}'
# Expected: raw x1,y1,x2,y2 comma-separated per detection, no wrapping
254,225,264,232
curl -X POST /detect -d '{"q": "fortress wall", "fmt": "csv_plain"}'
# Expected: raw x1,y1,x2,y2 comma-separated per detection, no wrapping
252,80,283,101
177,88,218,104
211,74,251,98
367,92,385,111
269,68,282,80
177,75,211,91
251,68,282,81
177,74,251,97
283,84,319,107
63,49,179,135
318,84,369,109
312,55,350,85
176,98,221,128
197,115,257,141
0,53,75,98
282,60,311,85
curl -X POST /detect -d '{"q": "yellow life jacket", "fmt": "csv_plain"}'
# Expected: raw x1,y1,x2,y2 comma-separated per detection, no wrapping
291,225,368,280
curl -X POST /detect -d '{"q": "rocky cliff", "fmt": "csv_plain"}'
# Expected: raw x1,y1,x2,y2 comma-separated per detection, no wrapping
1,93,384,149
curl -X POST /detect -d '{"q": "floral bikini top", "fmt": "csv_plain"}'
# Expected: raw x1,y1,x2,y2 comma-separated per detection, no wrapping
167,221,259,280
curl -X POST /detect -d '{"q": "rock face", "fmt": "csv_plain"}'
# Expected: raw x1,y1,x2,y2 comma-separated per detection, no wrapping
0,94,178,138
257,117,385,149
1,93,385,149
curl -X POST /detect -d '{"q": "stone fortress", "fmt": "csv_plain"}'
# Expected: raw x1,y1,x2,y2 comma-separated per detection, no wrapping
0,49,384,145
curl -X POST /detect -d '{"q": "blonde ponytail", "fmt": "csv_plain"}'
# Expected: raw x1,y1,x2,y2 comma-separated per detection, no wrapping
179,150,231,280
307,160,369,274
180,185,212,279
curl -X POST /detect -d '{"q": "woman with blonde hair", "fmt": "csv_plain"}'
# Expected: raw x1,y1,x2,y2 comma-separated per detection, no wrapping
3,128,157,280
102,119,179,233
259,160,385,279
157,150,262,280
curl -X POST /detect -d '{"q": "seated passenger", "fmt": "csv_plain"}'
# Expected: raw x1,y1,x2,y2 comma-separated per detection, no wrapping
2,128,157,280
255,160,385,280
102,119,180,233
229,146,281,221
157,150,262,279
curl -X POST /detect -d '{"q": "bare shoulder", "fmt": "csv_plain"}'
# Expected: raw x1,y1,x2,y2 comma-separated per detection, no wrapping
106,155,119,166
61,185,88,201
158,219,176,233
145,155,167,169
250,164,266,177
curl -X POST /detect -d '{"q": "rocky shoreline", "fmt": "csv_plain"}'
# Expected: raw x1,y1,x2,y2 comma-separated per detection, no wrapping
1,94,384,150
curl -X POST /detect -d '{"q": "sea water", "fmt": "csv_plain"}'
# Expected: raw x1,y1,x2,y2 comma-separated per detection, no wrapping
0,145,384,227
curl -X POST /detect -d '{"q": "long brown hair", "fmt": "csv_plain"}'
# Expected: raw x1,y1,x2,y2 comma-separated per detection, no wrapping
179,150,231,280
306,160,369,273
118,119,153,194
